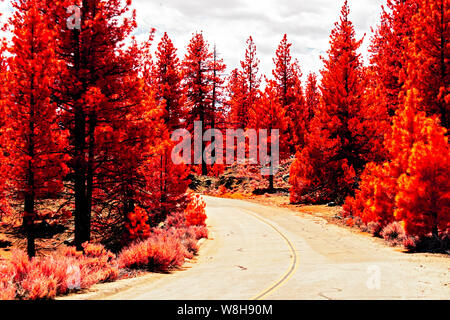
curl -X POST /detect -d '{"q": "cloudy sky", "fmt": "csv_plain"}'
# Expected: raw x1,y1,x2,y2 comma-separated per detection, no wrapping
0,0,385,81
131,0,385,80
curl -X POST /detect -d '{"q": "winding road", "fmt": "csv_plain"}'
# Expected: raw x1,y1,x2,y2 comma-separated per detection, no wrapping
63,196,449,300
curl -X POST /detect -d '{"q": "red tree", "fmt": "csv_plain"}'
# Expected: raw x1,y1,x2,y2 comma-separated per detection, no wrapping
240,37,261,127
0,41,9,218
50,0,145,249
207,45,227,176
227,68,247,128
248,80,290,189
2,0,69,257
290,1,365,204
404,0,449,128
345,90,449,239
272,34,305,152
369,0,417,117
228,37,261,130
304,72,320,127
182,32,214,176
154,32,185,130
344,0,449,242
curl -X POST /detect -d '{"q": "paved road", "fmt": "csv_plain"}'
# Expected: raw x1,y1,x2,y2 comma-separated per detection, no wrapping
64,196,449,300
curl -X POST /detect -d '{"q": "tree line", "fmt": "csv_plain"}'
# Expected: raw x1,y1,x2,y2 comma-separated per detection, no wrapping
0,0,448,257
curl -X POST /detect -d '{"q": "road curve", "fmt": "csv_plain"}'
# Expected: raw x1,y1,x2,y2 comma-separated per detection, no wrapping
63,196,449,300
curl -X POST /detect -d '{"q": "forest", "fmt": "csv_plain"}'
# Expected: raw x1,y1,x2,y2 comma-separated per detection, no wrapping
0,0,448,300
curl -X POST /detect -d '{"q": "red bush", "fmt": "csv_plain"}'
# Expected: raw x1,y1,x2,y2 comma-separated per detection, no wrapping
117,229,190,271
77,243,119,288
0,262,16,300
0,243,119,300
20,264,58,300
124,206,151,243
190,225,209,240
184,194,207,227
380,222,406,247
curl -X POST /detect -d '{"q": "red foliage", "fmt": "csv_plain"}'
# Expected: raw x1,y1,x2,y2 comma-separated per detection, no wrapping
117,229,191,271
154,32,185,130
345,90,449,240
369,0,417,117
271,34,305,151
404,0,449,128
124,206,151,243
184,194,207,227
394,98,449,238
0,0,69,257
0,243,118,300
0,261,16,300
304,72,320,128
290,2,374,204
228,37,261,129
343,162,396,227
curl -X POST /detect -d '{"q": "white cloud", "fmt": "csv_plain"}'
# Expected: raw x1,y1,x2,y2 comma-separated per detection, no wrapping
132,0,385,82
0,0,384,83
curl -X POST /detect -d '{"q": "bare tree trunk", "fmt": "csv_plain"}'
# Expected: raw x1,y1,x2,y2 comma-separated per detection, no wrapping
24,193,36,258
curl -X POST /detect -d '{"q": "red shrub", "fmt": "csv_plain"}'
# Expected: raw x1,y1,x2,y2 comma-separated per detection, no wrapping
33,255,73,295
2,243,119,300
366,221,382,236
381,222,406,247
9,249,30,283
124,206,151,243
0,262,16,300
0,281,16,300
402,236,418,251
117,229,191,271
76,243,119,288
184,194,207,227
190,225,209,240
165,211,186,228
20,263,58,300
217,185,228,195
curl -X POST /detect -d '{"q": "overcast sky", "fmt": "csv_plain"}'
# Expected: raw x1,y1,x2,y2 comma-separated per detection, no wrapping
0,0,385,81
132,0,385,81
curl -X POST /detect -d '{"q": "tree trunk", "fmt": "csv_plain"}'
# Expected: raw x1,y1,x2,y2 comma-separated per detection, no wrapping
200,110,208,176
72,16,90,251
74,100,89,250
268,174,274,191
24,194,36,258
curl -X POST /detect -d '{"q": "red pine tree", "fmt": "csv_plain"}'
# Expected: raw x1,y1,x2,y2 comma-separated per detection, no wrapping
290,1,365,204
154,32,185,130
345,90,449,239
208,45,227,175
248,80,290,190
0,37,11,218
228,37,261,130
182,32,214,176
404,0,449,128
304,72,320,127
227,68,247,128
272,34,305,152
51,0,144,250
369,0,417,117
344,0,449,243
2,0,69,257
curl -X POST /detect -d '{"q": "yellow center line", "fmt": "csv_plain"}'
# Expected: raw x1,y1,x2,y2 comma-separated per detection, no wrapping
242,209,300,300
